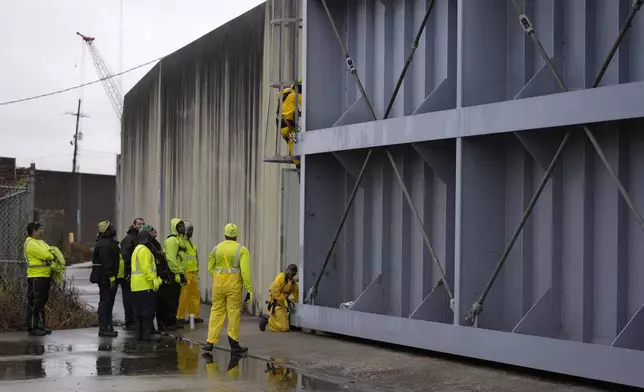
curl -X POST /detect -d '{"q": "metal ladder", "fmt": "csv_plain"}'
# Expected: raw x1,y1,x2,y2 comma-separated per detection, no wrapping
263,0,302,165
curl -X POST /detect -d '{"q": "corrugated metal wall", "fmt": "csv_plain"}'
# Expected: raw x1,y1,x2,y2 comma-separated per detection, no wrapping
119,3,294,312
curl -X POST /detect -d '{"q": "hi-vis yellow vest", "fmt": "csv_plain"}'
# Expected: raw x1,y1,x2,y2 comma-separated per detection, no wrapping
130,245,157,292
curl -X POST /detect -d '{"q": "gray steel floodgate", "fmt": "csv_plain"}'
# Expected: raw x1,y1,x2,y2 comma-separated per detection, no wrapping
299,0,644,387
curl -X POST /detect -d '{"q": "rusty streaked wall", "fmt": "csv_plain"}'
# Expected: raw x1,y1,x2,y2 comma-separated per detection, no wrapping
119,3,296,312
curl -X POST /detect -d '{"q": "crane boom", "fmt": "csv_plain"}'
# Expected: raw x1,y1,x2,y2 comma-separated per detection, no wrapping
77,32,123,121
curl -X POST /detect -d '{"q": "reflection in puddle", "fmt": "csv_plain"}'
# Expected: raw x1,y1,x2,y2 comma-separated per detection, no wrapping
0,339,351,391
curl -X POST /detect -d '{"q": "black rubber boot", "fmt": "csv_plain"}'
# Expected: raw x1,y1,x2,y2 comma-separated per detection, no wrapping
142,317,161,342
99,329,118,338
202,352,214,363
28,329,47,337
194,318,204,324
228,336,248,354
259,315,269,332
202,343,214,352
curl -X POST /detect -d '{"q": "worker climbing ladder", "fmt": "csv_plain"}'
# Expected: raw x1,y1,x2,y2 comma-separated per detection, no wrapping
262,0,302,174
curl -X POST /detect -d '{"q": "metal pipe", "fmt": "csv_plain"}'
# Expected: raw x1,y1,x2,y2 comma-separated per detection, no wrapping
305,0,439,304
276,0,285,156
384,148,453,300
465,0,644,325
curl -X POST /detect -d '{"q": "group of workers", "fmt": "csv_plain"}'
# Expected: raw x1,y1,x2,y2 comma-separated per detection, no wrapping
22,216,300,353
91,217,206,342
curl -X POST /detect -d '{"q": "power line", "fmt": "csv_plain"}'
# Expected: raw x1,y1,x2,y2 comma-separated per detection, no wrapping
0,56,163,107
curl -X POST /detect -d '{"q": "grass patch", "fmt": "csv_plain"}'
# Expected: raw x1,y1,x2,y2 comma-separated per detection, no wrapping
0,276,97,332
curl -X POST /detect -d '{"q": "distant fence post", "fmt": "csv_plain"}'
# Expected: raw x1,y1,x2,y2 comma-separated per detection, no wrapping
27,163,35,223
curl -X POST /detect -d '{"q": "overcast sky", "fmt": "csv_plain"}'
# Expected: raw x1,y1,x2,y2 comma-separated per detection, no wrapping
0,0,264,175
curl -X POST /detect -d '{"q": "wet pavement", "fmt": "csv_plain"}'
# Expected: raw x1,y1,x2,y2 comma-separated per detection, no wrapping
0,266,619,391
0,330,356,392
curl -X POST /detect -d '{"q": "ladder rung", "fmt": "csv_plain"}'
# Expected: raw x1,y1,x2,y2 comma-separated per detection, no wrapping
270,82,300,89
263,155,300,164
270,17,301,25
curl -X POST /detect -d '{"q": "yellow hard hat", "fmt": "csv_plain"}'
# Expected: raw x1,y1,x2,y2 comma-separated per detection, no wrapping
224,223,238,238
297,77,302,84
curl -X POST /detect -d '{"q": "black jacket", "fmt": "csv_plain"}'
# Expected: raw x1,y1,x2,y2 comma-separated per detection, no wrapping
120,226,138,279
149,238,173,283
90,233,121,285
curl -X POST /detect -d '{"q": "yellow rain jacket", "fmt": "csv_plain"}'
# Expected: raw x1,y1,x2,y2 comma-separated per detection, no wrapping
24,237,54,278
49,246,66,285
278,87,302,165
163,218,187,278
130,244,161,292
267,272,299,332
185,238,198,272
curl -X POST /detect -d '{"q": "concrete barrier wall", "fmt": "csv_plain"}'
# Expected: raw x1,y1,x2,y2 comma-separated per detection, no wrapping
119,3,294,313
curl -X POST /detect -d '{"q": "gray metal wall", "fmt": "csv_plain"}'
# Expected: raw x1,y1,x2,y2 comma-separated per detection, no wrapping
298,0,644,387
119,3,294,311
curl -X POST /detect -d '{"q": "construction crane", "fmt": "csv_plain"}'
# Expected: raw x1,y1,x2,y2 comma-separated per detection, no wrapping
77,32,123,121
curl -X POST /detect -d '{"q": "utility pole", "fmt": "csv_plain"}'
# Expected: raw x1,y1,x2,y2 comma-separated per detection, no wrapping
72,99,81,173
65,99,88,173
64,100,88,245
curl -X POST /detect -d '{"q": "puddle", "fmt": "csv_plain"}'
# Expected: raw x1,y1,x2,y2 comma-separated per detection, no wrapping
0,339,355,391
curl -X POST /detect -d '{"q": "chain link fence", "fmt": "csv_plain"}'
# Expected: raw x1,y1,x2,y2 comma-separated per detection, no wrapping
0,169,34,331
0,182,30,290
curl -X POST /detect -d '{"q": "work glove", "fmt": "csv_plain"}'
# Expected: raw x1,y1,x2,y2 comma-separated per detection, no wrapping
180,274,187,285
244,291,253,305
174,274,182,285
287,299,295,312
153,277,162,292
109,276,117,290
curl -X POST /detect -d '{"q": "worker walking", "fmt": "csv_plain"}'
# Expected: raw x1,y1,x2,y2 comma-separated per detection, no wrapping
277,79,302,173
90,220,121,337
176,221,203,324
203,223,253,354
130,230,163,341
24,222,55,336
159,218,187,331
119,217,145,330
259,264,299,332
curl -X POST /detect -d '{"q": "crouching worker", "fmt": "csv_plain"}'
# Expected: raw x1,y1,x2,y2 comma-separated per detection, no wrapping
130,231,163,341
259,264,299,332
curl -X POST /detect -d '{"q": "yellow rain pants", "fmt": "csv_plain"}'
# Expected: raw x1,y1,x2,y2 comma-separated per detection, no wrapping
267,272,299,332
280,126,300,166
176,271,200,320
206,240,252,345
207,274,243,343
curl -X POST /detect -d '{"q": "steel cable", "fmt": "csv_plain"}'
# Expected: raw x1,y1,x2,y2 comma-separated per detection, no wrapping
306,0,439,304
465,0,644,325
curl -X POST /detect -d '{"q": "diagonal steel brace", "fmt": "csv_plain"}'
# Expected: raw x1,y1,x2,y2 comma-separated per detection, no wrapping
305,0,451,305
465,0,644,325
